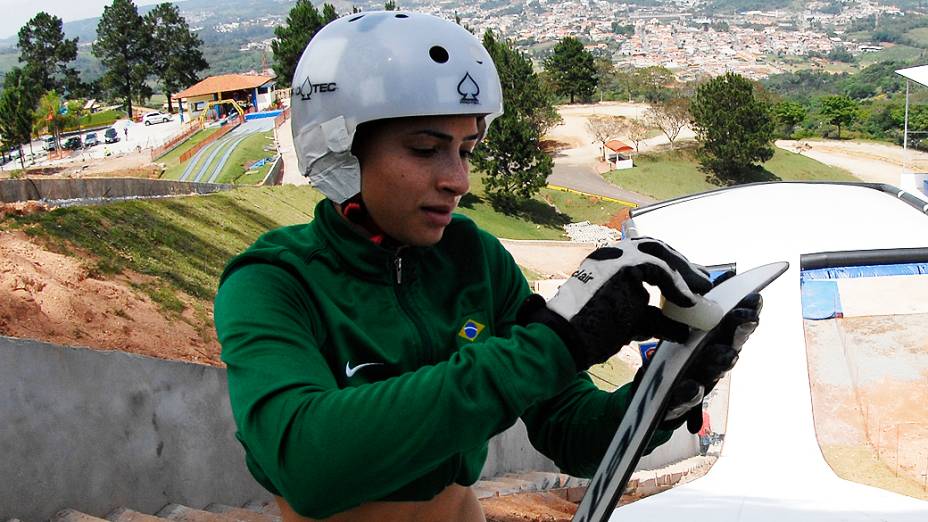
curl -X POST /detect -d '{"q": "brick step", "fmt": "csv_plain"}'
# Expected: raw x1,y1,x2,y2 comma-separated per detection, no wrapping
50,510,108,522
239,502,279,517
204,504,279,522
106,507,167,522
156,505,238,522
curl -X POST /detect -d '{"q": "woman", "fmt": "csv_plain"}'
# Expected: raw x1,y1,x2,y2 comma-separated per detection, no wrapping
214,11,760,521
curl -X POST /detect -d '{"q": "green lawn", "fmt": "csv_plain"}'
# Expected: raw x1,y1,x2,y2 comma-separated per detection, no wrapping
212,131,277,185
604,145,858,201
455,172,631,240
160,127,221,178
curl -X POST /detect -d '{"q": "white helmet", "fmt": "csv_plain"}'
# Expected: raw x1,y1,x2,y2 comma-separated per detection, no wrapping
291,11,504,203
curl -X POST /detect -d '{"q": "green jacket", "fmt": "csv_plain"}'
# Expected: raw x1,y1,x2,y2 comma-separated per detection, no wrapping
214,199,670,518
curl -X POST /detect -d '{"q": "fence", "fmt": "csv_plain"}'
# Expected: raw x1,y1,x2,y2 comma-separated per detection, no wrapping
262,155,284,186
150,120,204,161
178,120,241,164
274,107,290,129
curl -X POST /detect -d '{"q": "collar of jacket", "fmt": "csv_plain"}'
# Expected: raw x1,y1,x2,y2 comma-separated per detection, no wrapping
314,198,421,283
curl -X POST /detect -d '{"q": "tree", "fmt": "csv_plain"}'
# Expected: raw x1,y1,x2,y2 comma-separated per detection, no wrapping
587,116,626,160
384,0,398,10
0,68,39,169
543,37,597,104
17,12,79,95
35,91,67,150
271,1,336,86
323,4,339,22
819,95,859,139
472,30,557,205
646,97,689,149
145,3,208,113
690,72,775,184
772,100,806,137
93,0,152,119
625,117,650,153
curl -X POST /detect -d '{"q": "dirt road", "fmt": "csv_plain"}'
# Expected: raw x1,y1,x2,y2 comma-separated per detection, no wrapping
776,139,928,185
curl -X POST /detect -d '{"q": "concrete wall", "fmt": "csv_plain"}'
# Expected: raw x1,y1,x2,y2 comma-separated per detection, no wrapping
0,178,234,205
0,335,696,521
0,336,270,521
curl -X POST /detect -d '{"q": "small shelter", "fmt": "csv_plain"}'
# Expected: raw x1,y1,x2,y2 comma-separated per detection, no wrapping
172,74,276,123
605,140,635,170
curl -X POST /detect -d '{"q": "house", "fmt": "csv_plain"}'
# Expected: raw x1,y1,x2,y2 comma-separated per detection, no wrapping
82,99,100,113
172,74,277,122
605,140,635,170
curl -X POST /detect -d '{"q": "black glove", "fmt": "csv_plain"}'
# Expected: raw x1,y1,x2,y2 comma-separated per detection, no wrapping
657,277,763,434
517,237,713,372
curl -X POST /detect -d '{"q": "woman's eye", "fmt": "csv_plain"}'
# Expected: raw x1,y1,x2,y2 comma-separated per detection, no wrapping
411,147,437,157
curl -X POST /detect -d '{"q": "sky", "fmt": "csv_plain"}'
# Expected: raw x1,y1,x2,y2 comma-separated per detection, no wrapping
2,0,167,40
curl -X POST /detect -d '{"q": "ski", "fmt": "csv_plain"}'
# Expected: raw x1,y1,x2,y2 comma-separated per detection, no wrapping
572,261,790,522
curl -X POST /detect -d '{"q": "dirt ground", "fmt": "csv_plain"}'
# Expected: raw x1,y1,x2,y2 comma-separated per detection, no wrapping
0,230,221,366
804,315,928,499
2,149,160,180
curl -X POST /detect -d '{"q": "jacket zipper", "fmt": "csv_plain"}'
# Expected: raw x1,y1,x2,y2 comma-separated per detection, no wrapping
392,250,433,364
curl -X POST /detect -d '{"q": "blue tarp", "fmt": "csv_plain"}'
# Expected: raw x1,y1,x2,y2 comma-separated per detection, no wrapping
801,280,843,320
800,263,928,319
801,263,928,281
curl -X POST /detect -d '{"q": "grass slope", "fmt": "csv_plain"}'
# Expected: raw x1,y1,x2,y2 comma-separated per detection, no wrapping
605,145,858,201
456,173,629,240
3,175,625,308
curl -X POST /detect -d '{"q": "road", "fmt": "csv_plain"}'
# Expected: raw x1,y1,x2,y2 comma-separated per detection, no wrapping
777,139,928,185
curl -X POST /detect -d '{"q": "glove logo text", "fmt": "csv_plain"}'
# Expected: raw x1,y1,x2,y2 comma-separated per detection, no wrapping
571,269,595,283
295,76,338,101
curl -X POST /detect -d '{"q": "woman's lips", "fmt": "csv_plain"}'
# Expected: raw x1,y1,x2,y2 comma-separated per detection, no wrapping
421,205,453,226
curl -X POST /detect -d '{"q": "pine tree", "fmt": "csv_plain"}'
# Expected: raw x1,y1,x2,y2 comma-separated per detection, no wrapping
690,72,775,184
0,68,39,169
93,0,152,118
17,12,80,95
472,30,558,206
272,1,337,86
145,3,208,113
543,37,597,104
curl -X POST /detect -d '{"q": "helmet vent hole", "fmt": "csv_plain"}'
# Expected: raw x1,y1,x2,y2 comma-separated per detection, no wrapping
349,15,364,22
476,60,484,64
429,46,449,64
394,13,409,18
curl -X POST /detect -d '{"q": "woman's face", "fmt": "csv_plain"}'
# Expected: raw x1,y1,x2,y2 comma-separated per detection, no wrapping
355,115,479,247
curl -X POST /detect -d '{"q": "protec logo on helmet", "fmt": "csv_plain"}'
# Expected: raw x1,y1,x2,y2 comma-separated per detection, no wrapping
295,77,338,101
457,73,480,104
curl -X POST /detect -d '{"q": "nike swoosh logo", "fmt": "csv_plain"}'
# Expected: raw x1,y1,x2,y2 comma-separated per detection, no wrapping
345,361,383,378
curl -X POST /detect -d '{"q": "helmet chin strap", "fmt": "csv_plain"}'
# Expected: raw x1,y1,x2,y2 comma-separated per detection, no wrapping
339,195,399,248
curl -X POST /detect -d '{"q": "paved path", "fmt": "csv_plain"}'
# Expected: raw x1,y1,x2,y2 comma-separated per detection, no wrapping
547,162,657,206
277,116,310,186
776,139,928,185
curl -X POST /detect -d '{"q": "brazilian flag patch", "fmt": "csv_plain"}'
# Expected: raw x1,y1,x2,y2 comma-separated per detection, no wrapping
458,319,485,342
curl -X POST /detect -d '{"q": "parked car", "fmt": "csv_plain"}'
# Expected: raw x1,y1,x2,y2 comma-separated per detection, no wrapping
142,111,171,126
63,136,82,150
84,132,100,147
43,136,57,151
104,128,119,143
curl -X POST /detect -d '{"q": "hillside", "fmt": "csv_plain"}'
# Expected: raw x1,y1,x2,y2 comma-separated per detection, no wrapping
0,181,627,363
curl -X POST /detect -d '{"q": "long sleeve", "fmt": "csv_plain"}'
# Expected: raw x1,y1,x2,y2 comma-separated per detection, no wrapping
215,262,578,518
